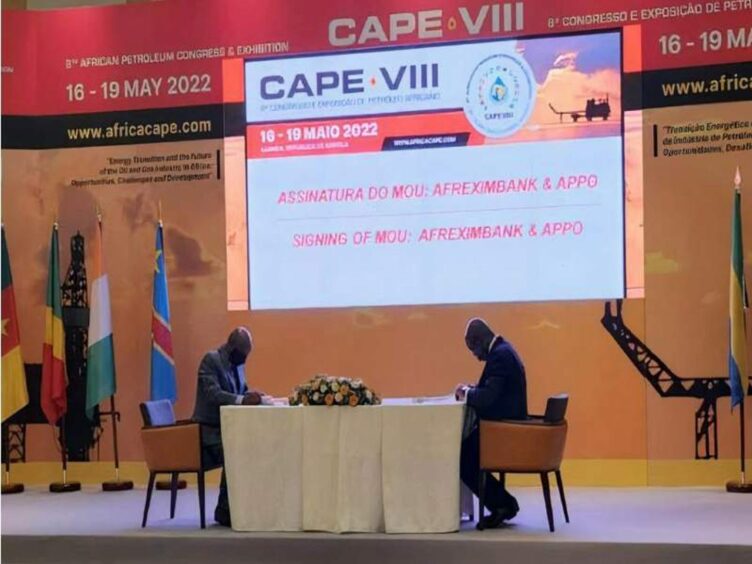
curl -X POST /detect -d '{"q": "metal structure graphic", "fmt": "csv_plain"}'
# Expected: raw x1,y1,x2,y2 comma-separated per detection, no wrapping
602,300,752,459
60,232,102,461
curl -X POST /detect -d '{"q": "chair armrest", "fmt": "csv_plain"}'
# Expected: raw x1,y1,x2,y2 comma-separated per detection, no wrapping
480,419,568,473
141,422,202,472
499,417,550,425
139,420,197,431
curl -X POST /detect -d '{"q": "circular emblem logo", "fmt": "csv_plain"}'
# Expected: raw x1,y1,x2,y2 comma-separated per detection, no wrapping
464,53,536,138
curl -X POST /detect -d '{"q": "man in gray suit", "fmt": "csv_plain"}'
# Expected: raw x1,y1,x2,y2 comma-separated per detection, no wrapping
192,326,269,526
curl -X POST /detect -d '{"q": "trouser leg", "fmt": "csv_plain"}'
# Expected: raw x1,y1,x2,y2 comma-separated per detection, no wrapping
217,464,229,515
202,442,230,524
460,427,519,513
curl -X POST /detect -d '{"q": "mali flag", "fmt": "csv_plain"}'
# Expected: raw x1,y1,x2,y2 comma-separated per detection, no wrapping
729,181,749,409
41,223,67,424
2,226,29,421
86,217,116,419
150,221,176,402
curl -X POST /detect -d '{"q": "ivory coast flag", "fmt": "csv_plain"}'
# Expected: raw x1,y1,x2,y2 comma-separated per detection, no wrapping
729,177,749,409
41,223,67,425
2,226,29,421
86,217,116,419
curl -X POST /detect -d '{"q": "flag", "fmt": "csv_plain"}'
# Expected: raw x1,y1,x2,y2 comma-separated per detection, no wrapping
85,217,116,419
150,221,176,401
2,226,29,421
729,169,748,409
41,223,67,424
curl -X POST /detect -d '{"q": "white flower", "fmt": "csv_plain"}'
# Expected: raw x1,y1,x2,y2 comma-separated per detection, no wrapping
320,384,327,393
352,380,362,389
365,390,373,400
335,392,343,403
313,392,320,401
331,381,340,392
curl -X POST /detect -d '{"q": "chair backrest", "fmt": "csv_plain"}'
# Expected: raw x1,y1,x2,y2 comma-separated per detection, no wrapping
139,400,176,427
543,394,569,423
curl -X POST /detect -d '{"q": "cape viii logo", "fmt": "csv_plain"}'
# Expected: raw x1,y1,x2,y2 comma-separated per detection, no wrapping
463,52,535,138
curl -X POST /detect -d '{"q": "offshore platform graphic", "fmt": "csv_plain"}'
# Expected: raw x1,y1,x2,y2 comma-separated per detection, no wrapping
601,300,752,460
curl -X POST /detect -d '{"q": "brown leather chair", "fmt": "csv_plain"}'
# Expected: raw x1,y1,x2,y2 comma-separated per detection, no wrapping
139,400,218,529
478,394,569,532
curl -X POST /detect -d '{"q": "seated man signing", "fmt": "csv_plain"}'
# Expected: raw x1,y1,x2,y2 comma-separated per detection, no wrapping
192,326,270,527
455,318,528,529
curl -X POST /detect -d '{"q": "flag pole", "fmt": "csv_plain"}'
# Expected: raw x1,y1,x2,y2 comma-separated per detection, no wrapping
49,416,80,493
61,417,68,481
727,167,752,494
93,210,133,492
47,221,80,494
111,397,120,483
3,424,9,482
1,423,24,494
152,203,186,491
101,395,133,491
727,397,750,493
740,398,746,485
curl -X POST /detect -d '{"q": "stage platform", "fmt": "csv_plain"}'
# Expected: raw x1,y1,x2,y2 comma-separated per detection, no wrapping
2,486,750,563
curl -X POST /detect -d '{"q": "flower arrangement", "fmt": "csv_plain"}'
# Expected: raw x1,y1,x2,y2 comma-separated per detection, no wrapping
289,375,381,407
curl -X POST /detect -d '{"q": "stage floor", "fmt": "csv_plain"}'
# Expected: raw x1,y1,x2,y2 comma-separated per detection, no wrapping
2,486,751,563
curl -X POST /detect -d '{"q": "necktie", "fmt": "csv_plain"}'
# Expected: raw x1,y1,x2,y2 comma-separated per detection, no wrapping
231,366,241,394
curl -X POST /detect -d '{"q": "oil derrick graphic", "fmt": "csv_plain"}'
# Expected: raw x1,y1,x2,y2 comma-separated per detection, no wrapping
601,300,752,460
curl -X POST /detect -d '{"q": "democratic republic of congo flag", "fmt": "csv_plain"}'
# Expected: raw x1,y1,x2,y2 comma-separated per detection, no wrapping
150,221,176,402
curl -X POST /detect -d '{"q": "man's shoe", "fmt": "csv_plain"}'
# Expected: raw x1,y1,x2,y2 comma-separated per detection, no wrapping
214,507,232,527
476,506,517,530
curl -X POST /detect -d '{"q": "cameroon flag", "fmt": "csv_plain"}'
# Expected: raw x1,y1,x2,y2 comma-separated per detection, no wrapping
2,226,29,421
41,223,67,424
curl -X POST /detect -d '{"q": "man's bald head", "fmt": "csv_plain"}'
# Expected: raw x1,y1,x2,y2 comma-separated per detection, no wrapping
464,318,495,361
226,326,253,366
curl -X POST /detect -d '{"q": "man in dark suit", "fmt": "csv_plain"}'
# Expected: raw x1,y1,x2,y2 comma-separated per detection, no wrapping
455,318,528,529
192,326,269,527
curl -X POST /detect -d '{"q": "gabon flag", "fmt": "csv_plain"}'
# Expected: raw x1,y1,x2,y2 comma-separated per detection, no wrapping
2,226,29,421
729,168,749,409
86,215,116,419
41,223,67,425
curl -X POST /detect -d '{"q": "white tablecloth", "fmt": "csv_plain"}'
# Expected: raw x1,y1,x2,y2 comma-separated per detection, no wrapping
221,400,465,533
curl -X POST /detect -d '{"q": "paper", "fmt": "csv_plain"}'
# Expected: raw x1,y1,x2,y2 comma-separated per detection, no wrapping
381,394,460,406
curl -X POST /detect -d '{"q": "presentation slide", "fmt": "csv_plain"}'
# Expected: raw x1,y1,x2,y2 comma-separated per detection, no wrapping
244,31,624,310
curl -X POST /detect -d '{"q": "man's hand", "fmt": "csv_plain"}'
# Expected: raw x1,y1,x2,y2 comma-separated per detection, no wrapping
242,392,262,405
454,384,470,402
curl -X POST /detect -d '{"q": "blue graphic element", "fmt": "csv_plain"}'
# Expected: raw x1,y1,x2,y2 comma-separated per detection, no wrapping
489,76,508,104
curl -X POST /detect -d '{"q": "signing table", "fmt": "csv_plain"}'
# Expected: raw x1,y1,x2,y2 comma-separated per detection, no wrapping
221,399,465,533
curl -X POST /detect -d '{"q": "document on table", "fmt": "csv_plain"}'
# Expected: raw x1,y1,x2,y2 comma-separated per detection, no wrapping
381,394,461,406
